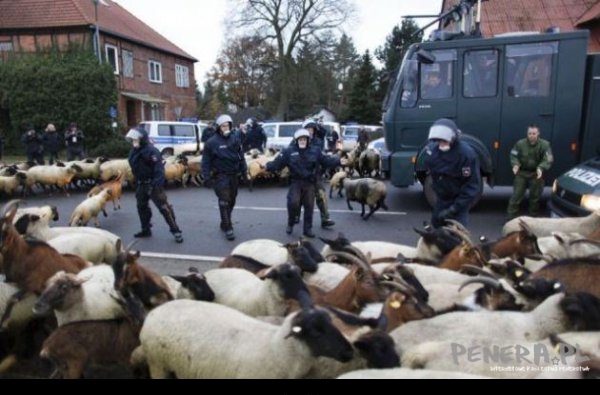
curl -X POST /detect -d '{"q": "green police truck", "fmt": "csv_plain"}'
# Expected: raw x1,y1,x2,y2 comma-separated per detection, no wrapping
383,10,600,212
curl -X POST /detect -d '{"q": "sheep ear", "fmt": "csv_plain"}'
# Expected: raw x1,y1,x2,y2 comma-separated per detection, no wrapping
76,274,93,285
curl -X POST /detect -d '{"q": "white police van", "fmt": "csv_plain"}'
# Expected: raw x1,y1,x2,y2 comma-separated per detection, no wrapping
139,121,200,157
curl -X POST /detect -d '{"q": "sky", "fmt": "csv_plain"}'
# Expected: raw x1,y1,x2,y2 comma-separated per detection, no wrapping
113,0,443,85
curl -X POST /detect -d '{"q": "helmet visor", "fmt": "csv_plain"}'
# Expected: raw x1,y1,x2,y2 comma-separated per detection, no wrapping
125,129,144,142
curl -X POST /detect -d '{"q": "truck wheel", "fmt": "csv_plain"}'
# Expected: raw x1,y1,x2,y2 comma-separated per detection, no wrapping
423,174,484,209
161,148,174,158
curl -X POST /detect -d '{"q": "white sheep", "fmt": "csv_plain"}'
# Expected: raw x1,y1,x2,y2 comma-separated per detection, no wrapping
25,163,82,195
230,239,289,266
0,282,37,331
33,265,124,327
69,188,113,227
0,172,27,196
337,368,491,379
322,241,418,262
48,235,121,265
99,159,134,184
503,210,600,237
135,301,354,378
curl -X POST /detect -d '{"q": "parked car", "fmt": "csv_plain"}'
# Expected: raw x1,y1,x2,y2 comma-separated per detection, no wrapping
549,155,600,217
139,121,200,157
263,122,303,151
367,137,391,179
341,124,384,151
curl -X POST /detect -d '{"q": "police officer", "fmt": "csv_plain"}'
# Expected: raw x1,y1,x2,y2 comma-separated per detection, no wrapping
126,127,183,243
243,118,267,153
507,125,553,219
202,114,247,241
21,125,45,165
302,119,335,228
64,122,85,161
325,126,340,153
424,118,481,228
266,129,343,238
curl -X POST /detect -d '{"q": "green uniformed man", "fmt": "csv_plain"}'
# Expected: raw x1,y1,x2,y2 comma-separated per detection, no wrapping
507,124,554,219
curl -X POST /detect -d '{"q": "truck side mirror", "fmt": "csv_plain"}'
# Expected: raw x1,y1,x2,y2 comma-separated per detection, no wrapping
416,49,436,65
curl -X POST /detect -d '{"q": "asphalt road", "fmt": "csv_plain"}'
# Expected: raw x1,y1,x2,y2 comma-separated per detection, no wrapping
10,180,550,273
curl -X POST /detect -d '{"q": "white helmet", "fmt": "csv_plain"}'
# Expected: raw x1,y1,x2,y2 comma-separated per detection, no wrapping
125,128,144,141
294,129,311,141
428,118,459,142
216,114,233,127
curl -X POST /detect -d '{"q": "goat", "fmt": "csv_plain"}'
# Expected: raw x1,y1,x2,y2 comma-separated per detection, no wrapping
518,258,600,298
502,209,600,237
87,171,124,211
0,201,90,328
341,176,388,220
69,189,113,227
133,301,354,378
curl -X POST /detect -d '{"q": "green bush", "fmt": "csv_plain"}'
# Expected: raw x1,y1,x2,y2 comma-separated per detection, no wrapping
88,135,131,159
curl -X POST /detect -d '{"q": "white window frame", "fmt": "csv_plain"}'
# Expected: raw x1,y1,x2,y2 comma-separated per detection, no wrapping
148,60,163,84
0,42,13,51
105,44,119,75
175,64,190,88
122,49,134,79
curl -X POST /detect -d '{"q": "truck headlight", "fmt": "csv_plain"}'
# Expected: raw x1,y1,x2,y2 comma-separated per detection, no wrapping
552,180,558,194
581,194,600,212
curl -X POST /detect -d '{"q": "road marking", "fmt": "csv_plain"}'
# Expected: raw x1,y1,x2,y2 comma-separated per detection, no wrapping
228,206,408,216
142,251,224,262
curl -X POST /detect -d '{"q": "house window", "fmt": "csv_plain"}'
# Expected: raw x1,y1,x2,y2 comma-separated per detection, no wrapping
0,42,13,51
175,64,190,88
122,50,133,78
105,44,119,75
148,60,162,83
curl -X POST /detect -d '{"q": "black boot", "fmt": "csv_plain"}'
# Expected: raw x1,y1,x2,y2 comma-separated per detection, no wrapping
134,229,152,238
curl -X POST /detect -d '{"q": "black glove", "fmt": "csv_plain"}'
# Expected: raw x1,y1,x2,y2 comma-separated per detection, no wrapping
204,179,214,188
438,206,458,222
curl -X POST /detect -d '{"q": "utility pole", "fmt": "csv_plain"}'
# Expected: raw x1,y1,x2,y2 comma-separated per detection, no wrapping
93,0,102,63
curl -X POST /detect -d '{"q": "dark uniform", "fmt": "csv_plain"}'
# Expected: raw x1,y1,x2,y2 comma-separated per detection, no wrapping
201,124,216,144
424,139,481,228
202,127,247,240
325,129,340,152
128,130,183,243
64,124,85,161
43,125,62,165
268,132,340,237
244,120,267,153
507,138,553,218
21,128,45,165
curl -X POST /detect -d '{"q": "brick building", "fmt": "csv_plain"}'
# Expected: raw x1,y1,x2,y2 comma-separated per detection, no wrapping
0,0,198,127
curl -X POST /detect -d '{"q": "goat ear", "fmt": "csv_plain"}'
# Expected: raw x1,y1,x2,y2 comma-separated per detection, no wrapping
354,267,365,280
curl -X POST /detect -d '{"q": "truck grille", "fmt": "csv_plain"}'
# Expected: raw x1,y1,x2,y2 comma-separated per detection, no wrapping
556,186,582,206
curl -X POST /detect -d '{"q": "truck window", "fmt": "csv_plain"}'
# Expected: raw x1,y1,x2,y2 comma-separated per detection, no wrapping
173,125,195,137
420,50,456,100
463,49,499,98
158,125,171,136
506,42,557,98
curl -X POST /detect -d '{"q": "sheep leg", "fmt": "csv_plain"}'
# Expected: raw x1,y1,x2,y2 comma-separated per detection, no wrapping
360,204,366,218
329,185,334,199
102,208,108,217
347,199,353,211
363,204,379,221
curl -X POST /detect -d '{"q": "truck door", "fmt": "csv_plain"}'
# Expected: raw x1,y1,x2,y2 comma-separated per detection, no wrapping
457,48,502,178
498,42,558,185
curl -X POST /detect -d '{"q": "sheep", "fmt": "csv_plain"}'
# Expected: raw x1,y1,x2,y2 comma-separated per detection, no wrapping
160,268,215,301
0,282,37,331
589,227,600,241
337,368,491,379
87,171,125,211
69,188,113,227
0,172,27,197
134,301,354,378
25,163,83,195
33,265,124,326
66,157,108,187
39,289,145,379
390,293,600,356
358,148,381,178
48,236,121,265
99,159,134,185
341,176,388,220
329,171,347,198
537,232,600,259
502,209,600,237
246,154,273,191
204,264,309,317
164,155,188,185
182,155,202,187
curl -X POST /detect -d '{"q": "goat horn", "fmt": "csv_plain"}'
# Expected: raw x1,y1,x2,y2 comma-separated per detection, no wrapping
124,240,139,253
1,199,23,218
325,251,371,272
341,245,371,266
381,281,414,296
459,277,503,293
518,220,535,236
387,274,418,295
569,238,600,247
460,265,499,279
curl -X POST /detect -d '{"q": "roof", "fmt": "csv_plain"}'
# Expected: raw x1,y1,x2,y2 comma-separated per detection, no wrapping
441,0,600,37
0,0,197,61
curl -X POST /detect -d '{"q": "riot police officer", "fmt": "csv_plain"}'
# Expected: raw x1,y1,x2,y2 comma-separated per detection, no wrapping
424,118,481,228
202,114,247,241
243,118,267,153
507,125,553,218
126,127,183,243
302,119,335,228
266,129,343,238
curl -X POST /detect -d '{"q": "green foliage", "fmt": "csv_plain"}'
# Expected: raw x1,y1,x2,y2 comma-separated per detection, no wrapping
87,131,131,158
0,45,117,153
345,51,380,124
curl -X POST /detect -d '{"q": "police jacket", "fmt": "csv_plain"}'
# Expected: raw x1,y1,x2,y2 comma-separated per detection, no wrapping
267,143,340,183
510,138,553,173
43,132,62,152
128,143,165,186
326,130,339,151
202,132,247,179
64,129,85,150
22,131,43,154
424,139,481,212
244,124,267,152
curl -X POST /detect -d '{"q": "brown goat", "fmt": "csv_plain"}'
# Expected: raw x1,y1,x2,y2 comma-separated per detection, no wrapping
529,258,600,298
88,171,124,210
380,291,435,333
112,248,173,309
438,242,488,271
0,201,89,327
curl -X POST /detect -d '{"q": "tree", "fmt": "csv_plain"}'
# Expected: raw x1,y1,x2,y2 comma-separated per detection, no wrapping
198,80,227,121
346,51,379,124
230,0,355,120
211,36,277,110
331,33,359,115
375,19,423,99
